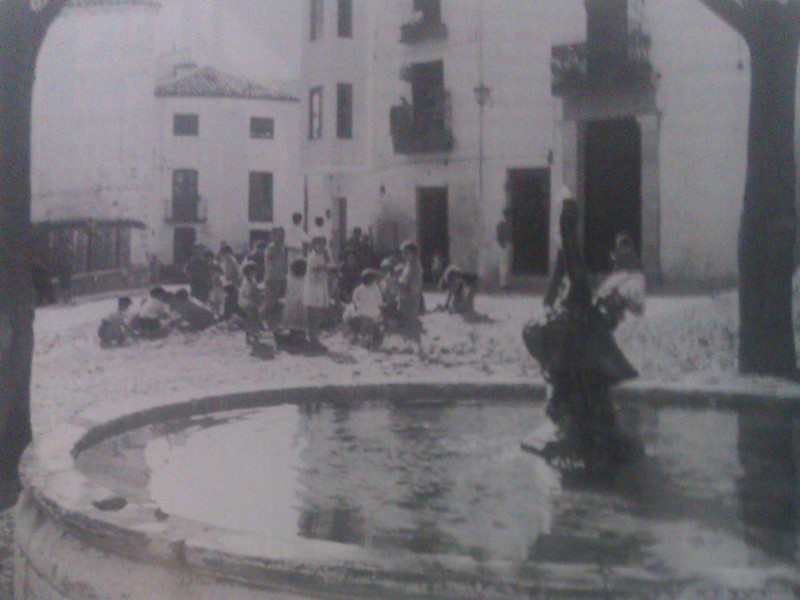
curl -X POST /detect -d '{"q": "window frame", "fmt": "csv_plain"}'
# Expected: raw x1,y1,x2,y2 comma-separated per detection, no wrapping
336,82,353,139
310,0,324,41
173,113,199,136
248,171,274,223
308,86,324,140
250,116,275,139
337,0,352,38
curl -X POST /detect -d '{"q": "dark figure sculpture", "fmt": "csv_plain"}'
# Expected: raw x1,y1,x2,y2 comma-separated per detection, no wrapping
523,199,639,475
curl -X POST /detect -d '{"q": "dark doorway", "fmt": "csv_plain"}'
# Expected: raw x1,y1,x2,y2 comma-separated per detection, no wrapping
173,227,196,266
416,186,449,284
507,168,551,275
584,117,642,272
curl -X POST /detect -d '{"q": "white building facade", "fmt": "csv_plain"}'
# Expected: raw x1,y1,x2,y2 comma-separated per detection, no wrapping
154,66,302,266
301,0,751,284
32,0,161,273
33,1,303,274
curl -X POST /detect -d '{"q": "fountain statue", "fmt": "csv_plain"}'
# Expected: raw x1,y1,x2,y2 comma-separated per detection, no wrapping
522,194,643,476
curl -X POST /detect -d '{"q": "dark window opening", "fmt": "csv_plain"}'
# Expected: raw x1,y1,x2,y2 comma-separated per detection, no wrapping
337,0,352,37
173,113,199,136
309,86,323,140
586,0,628,75
249,171,274,223
336,83,353,139
250,117,275,139
414,0,441,22
411,60,445,133
172,169,199,222
310,0,324,41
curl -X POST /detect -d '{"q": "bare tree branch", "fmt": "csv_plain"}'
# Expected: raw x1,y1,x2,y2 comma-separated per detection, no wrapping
697,0,749,34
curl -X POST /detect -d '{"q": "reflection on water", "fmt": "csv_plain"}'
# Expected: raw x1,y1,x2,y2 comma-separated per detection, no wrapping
76,398,800,579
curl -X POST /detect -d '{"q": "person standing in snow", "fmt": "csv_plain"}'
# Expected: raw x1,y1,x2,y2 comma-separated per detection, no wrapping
239,262,264,346
303,236,330,351
496,207,513,289
183,246,213,304
285,212,310,262
397,241,424,348
218,244,242,287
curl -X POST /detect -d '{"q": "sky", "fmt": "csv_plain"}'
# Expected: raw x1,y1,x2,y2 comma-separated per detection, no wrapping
157,0,304,82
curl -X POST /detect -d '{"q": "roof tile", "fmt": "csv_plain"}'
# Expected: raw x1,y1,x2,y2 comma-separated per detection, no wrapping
155,66,298,102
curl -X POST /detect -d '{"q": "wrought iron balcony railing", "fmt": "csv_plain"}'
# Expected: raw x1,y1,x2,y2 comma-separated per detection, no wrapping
389,92,454,155
400,16,447,44
164,196,207,224
551,29,653,96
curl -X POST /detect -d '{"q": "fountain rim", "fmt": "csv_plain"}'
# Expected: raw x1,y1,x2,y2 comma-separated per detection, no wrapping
18,379,800,598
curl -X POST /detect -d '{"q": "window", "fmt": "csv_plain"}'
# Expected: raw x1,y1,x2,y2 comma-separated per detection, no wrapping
337,0,352,38
173,169,198,199
173,113,198,136
248,172,274,222
250,117,275,139
308,86,323,140
414,0,441,22
172,169,199,222
310,0,324,41
411,61,446,131
336,83,353,139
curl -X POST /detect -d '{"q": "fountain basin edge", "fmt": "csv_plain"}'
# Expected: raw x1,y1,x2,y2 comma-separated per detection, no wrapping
15,379,800,599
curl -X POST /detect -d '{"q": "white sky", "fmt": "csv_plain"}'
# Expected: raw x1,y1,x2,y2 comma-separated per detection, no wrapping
157,0,303,82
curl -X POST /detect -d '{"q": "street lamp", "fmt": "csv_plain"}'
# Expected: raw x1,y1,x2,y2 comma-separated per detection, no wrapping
473,83,491,107
474,83,491,216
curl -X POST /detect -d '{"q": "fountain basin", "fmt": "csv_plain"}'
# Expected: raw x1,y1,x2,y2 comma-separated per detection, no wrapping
15,381,800,599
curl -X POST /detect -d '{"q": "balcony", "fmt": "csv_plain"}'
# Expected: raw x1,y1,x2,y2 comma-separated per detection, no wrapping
389,93,454,155
400,17,447,44
164,196,207,225
551,30,653,96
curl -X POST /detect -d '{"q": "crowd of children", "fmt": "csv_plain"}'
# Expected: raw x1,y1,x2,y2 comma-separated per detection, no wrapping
97,214,431,358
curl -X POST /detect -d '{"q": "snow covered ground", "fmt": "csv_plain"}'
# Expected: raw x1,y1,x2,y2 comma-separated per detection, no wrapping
3,287,800,599
28,290,742,438
30,286,800,440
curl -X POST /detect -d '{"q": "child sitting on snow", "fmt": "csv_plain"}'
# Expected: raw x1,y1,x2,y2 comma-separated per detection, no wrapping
344,269,384,349
98,296,134,348
438,265,478,316
130,287,172,339
173,288,216,332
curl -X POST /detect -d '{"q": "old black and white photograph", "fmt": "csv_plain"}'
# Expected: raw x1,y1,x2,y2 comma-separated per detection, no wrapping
1,0,799,598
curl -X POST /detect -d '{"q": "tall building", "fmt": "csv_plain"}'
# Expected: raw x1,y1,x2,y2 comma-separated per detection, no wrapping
32,0,303,275
154,65,301,265
301,0,750,285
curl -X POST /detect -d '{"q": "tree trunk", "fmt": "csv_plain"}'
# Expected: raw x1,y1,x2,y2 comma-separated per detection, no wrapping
0,3,50,483
738,13,800,377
